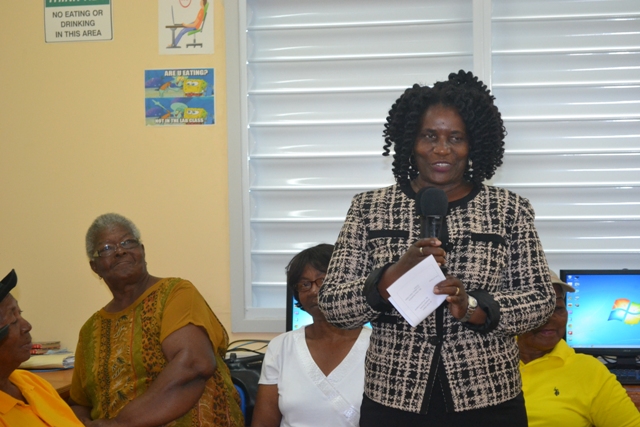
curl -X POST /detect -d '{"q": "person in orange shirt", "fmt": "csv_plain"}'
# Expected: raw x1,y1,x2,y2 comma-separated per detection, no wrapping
169,0,207,47
0,269,84,427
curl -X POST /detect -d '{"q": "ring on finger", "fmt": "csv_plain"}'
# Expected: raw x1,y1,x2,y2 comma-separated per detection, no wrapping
455,287,460,296
419,246,424,255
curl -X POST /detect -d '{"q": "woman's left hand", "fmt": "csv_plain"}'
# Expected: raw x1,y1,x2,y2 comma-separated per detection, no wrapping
433,276,468,320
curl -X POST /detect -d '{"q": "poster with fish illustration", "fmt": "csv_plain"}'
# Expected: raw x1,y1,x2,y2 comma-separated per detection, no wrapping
144,68,214,126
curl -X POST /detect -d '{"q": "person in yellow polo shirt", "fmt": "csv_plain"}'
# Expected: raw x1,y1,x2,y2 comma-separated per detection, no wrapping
518,270,640,427
0,269,84,427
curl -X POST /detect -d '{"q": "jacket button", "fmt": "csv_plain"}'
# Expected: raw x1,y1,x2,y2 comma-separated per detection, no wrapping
428,336,439,345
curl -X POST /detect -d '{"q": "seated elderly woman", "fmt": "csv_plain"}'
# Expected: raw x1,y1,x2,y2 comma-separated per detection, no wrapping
69,213,244,427
0,269,84,426
518,270,640,427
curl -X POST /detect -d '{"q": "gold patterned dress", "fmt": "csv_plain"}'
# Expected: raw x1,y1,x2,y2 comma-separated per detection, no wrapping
70,278,244,426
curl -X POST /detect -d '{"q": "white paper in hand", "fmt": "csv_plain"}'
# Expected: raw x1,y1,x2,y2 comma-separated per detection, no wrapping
387,255,447,327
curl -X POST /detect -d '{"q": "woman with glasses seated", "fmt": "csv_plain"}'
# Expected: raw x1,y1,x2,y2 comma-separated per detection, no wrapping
68,213,244,427
251,244,371,427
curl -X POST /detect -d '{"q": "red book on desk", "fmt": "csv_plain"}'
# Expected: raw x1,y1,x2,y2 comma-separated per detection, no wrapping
31,341,61,354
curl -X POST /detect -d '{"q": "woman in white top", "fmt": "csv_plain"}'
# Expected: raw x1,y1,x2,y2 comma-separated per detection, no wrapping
251,244,371,427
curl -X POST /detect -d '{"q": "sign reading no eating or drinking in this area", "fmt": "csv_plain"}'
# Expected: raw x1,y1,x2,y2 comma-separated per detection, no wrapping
44,0,113,43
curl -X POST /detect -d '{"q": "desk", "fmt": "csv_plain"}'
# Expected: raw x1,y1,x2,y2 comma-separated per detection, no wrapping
165,24,185,48
35,369,74,400
626,385,640,410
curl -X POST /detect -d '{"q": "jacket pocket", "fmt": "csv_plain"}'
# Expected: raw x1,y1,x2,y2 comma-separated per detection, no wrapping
368,230,410,239
470,232,506,247
366,229,411,267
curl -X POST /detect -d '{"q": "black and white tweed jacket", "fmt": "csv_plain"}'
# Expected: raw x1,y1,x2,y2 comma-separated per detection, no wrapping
319,183,555,413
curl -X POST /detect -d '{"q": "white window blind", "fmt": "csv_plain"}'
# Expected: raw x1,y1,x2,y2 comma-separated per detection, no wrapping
490,0,640,272
226,0,640,333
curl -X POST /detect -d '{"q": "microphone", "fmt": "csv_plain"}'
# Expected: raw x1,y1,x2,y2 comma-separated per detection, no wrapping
417,187,448,240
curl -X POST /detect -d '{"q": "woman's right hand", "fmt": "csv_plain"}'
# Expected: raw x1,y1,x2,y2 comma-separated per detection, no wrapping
377,238,446,299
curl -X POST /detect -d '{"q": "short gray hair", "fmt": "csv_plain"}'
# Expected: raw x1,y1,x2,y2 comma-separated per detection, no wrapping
85,213,142,259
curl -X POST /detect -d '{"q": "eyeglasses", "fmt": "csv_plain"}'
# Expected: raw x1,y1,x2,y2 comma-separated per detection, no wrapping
93,239,140,258
297,277,324,293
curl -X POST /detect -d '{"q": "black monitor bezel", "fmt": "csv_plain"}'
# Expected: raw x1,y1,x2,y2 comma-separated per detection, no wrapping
560,268,640,365
285,284,296,332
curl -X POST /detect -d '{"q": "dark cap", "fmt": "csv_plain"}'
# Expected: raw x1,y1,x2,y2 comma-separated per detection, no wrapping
0,269,17,304
0,269,17,341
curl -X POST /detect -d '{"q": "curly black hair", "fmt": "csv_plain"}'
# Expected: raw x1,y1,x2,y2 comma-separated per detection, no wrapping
286,243,334,308
382,70,505,189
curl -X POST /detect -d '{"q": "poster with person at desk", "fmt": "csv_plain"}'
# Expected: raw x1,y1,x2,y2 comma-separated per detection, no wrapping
158,0,213,55
144,68,215,126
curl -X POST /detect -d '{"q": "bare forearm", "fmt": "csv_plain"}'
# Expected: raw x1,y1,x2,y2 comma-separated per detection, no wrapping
104,363,210,427
112,381,207,426
251,385,282,427
72,378,206,427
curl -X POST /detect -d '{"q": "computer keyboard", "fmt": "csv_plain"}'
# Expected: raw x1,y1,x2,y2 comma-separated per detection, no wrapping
610,368,640,385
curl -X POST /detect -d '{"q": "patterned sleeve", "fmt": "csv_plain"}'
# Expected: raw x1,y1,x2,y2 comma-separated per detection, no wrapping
161,280,229,357
319,192,385,329
69,319,92,407
491,194,555,335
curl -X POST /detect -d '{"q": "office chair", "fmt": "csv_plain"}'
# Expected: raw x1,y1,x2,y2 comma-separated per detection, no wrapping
186,2,209,48
225,353,262,426
234,384,247,421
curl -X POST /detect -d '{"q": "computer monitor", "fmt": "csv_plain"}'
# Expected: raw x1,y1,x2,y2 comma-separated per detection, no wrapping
560,269,640,367
285,286,372,331
285,287,313,332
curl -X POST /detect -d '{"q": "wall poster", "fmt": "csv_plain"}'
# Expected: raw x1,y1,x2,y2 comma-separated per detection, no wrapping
158,0,214,55
44,0,113,43
144,68,215,126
